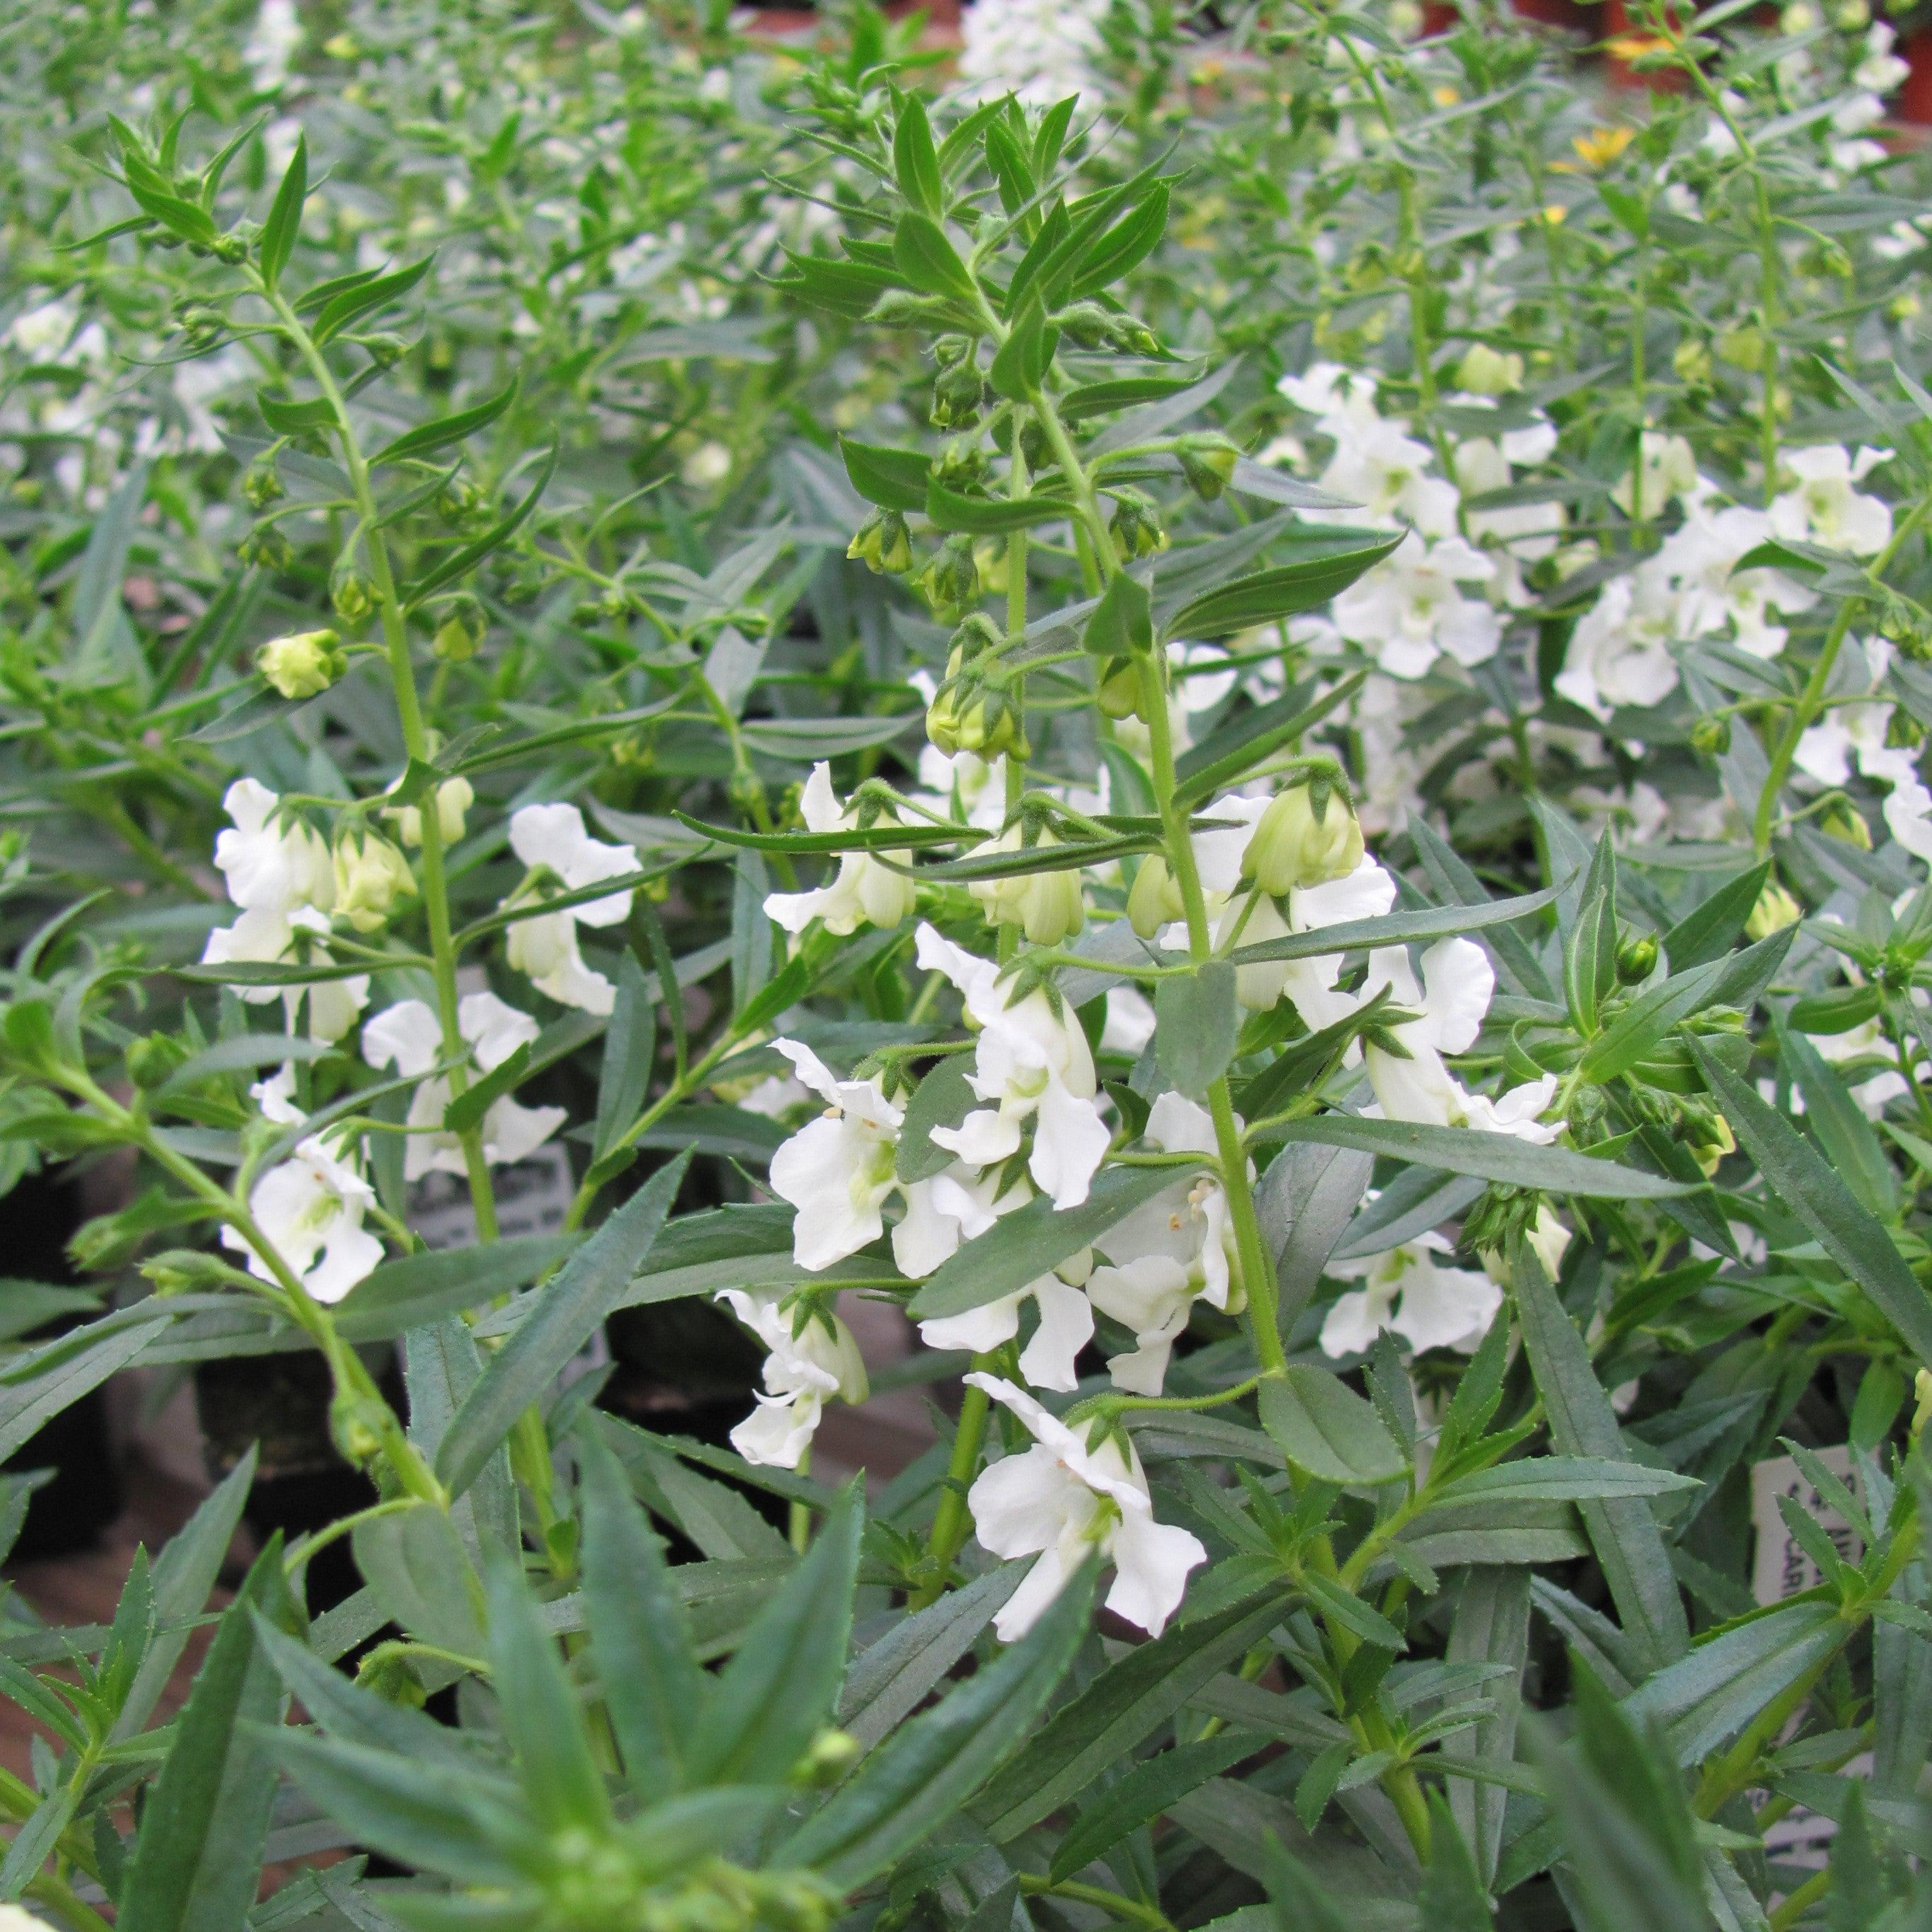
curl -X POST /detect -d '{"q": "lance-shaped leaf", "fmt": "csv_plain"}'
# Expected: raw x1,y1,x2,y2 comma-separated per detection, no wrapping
1165,530,1405,640
1689,1036,1932,1364
1260,1365,1409,1484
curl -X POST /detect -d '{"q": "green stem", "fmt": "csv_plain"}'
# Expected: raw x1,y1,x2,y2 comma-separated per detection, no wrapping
908,1373,993,1611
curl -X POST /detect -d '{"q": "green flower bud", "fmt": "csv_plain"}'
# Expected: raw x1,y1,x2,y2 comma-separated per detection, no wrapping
386,775,473,847
1107,487,1167,562
932,361,989,429
790,1727,863,1788
918,533,980,614
1177,434,1241,501
257,627,346,699
125,1033,189,1091
328,1388,386,1467
1243,778,1364,894
847,508,913,576
432,593,486,661
1096,658,1144,721
1127,853,1185,937
1615,932,1658,984
1672,338,1713,386
1821,800,1873,850
1454,343,1524,395
242,461,284,509
1690,713,1732,757
332,829,417,933
331,563,377,624
238,523,293,569
1690,1111,1735,1178
1743,878,1801,942
354,1642,429,1709
932,333,974,369
1716,324,1767,372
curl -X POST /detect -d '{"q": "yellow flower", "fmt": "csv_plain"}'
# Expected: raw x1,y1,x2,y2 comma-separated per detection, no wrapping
1432,84,1462,107
1606,30,1673,59
1571,125,1635,170
1538,203,1570,227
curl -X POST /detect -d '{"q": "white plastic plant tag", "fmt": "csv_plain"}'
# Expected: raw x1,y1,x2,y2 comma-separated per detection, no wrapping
1750,1445,1860,1606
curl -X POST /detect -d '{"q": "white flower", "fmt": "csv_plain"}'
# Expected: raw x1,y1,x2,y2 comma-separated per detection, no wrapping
1084,1094,1244,1394
223,1091,383,1307
966,1375,1206,1641
1770,446,1893,557
918,1267,1094,1392
1283,378,1458,538
1794,638,1895,785
1856,22,1909,93
1101,986,1157,1056
915,925,1112,1211
1226,855,1397,1019
1332,535,1502,679
764,764,915,937
766,1041,906,1271
361,993,567,1180
1554,566,1683,722
715,1286,867,1469
1659,502,1815,658
1611,432,1700,518
956,0,1108,105
1320,1231,1503,1358
1361,939,1562,1139
201,781,367,1043
502,803,639,1013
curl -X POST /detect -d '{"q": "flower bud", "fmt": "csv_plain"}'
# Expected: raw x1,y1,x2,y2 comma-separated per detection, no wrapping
1243,779,1364,895
1716,325,1767,373
1821,801,1873,849
331,562,377,624
1690,713,1732,756
1455,343,1524,396
125,1033,189,1091
970,826,1085,945
257,627,345,699
1176,434,1240,501
919,534,981,615
332,829,417,933
932,362,988,429
1107,487,1167,562
1914,1367,1932,1440
848,509,912,576
790,1728,862,1788
242,460,284,509
1743,879,1801,942
238,523,293,569
1096,658,1144,721
1691,1112,1735,1178
386,775,473,848
432,593,486,662
1127,853,1185,938
1615,932,1658,984
1671,338,1712,386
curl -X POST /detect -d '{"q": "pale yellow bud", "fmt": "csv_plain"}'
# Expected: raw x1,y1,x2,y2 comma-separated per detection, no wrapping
1743,879,1801,942
257,628,345,699
332,831,417,933
1455,343,1524,396
1127,853,1185,939
970,827,1085,946
1243,783,1364,896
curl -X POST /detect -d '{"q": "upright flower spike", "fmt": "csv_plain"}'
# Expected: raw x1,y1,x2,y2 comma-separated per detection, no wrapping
715,1286,868,1469
361,992,567,1180
966,1375,1206,1642
914,925,1112,1210
502,803,640,1015
764,763,916,937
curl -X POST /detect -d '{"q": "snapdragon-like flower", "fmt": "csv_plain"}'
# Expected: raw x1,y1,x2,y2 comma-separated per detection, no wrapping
917,1258,1095,1392
1770,445,1892,556
1554,564,1683,722
967,1375,1207,1641
1361,938,1561,1139
715,1286,868,1469
1084,1094,1245,1394
502,803,639,1014
1332,535,1502,679
915,925,1111,1210
968,824,1086,946
1320,1231,1503,1358
222,1071,383,1305
764,764,916,937
1223,855,1397,1019
202,779,369,1044
361,992,567,1180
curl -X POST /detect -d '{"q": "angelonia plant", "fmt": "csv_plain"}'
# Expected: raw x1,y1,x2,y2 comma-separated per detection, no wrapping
3,0,1932,1928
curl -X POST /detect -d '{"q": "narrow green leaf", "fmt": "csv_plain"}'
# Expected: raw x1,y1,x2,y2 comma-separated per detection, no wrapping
1690,1036,1932,1363
838,436,928,514
368,377,520,468
434,1151,691,1497
1156,962,1238,1100
1259,1365,1409,1485
892,95,944,217
259,134,307,290
1166,532,1406,640
313,255,434,345
893,212,976,299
